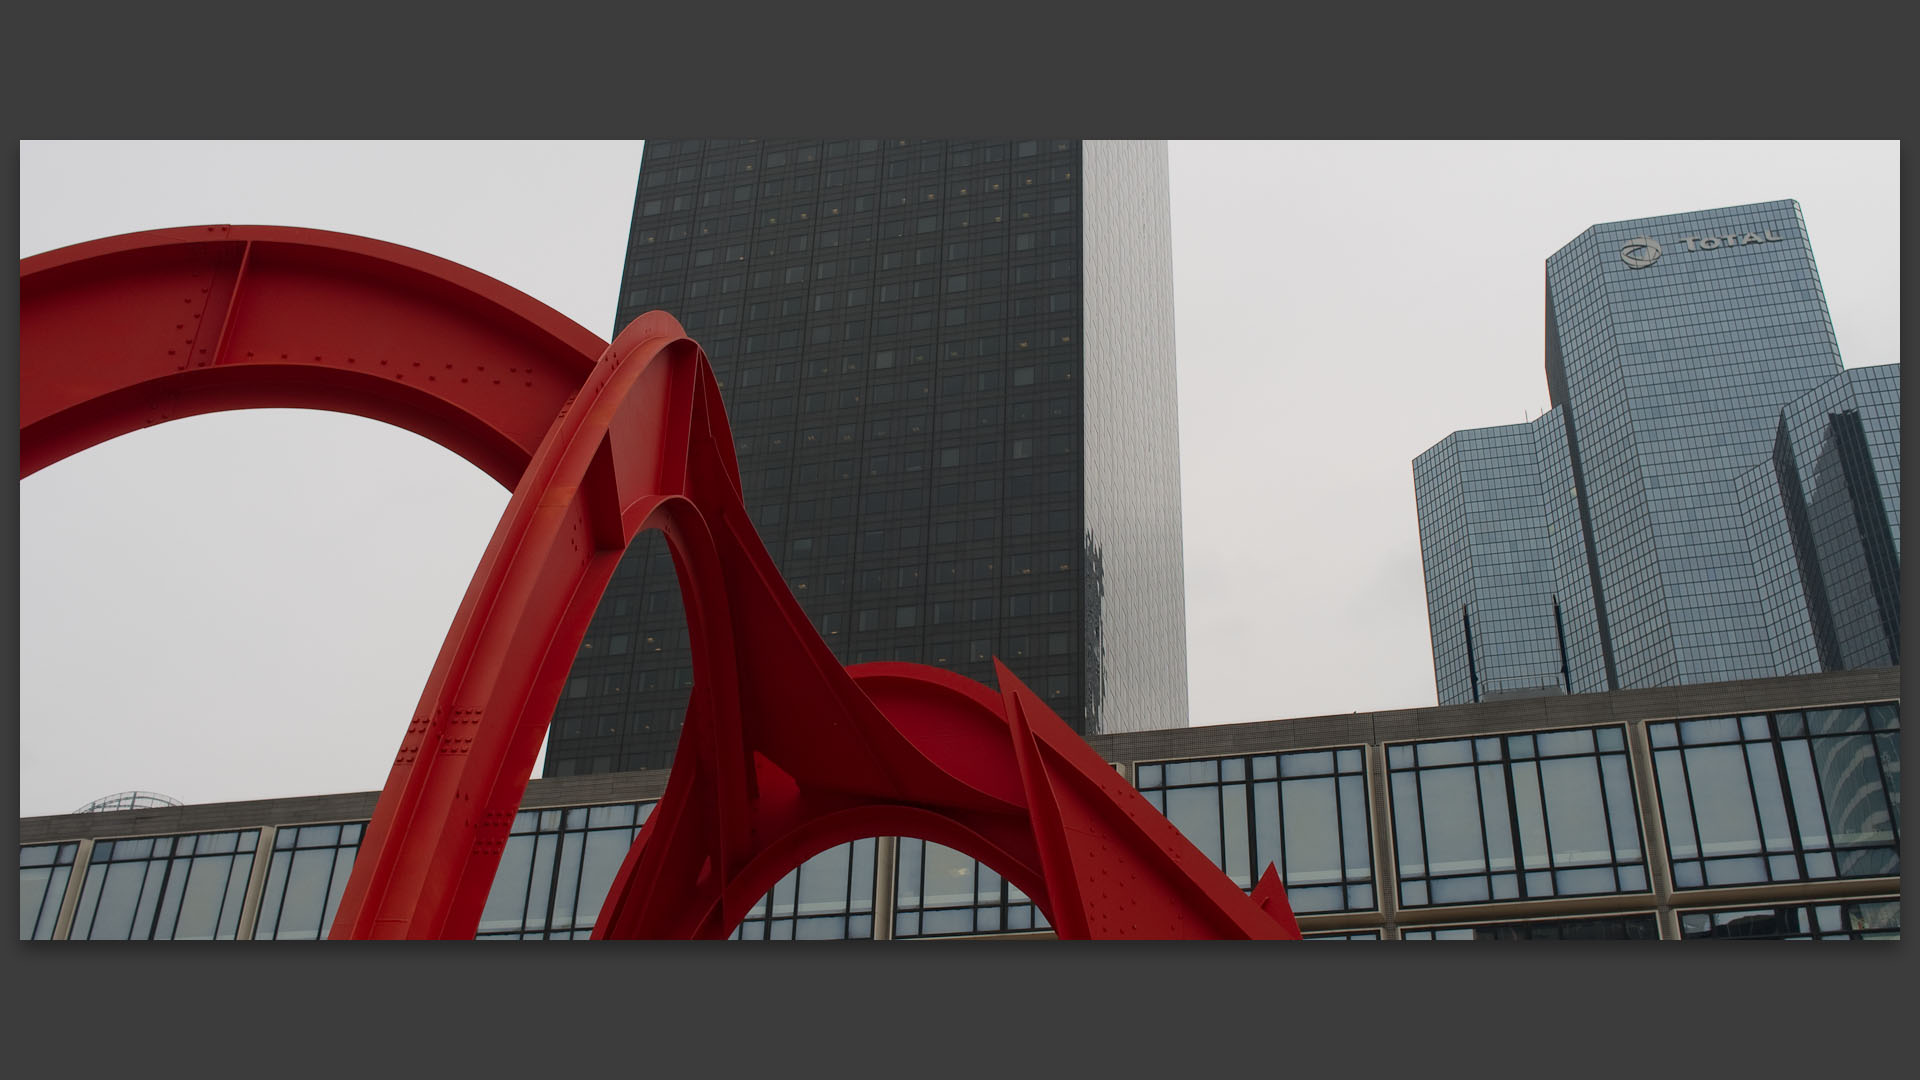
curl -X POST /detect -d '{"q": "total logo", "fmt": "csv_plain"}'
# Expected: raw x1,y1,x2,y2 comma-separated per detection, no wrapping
1619,228,1787,269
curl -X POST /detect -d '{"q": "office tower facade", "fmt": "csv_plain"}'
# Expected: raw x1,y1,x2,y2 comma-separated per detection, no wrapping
1416,200,1899,706
544,139,1189,777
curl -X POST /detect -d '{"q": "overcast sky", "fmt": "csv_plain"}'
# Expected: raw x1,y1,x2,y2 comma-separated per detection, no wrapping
17,140,1899,816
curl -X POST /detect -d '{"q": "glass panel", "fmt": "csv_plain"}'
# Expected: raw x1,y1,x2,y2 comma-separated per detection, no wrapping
1429,877,1489,904
1281,751,1333,777
1165,787,1222,866
575,829,633,928
153,860,190,939
130,860,167,938
1281,777,1342,885
1390,772,1424,875
1536,730,1594,756
849,838,876,913
895,839,923,907
1554,867,1616,895
551,832,585,930
1134,763,1162,788
1703,856,1768,886
1685,745,1763,856
922,908,972,936
19,866,53,939
296,825,340,848
1417,768,1485,876
1806,708,1868,735
1165,760,1218,786
255,850,291,938
1220,784,1251,888
524,832,558,928
1540,757,1611,866
976,863,1001,905
1339,775,1371,879
479,834,535,933
1780,741,1831,848
588,804,636,829
1811,735,1894,847
920,843,973,908
1600,755,1642,861
85,862,143,938
277,849,333,939
1478,764,1515,871
769,868,798,916
1252,755,1278,780
1510,763,1550,870
1680,717,1740,744
1875,733,1900,825
219,853,252,939
796,844,852,915
1253,781,1282,884
1743,743,1794,854
177,855,234,940
1415,740,1473,767
1654,749,1698,859
71,864,105,938
321,847,355,937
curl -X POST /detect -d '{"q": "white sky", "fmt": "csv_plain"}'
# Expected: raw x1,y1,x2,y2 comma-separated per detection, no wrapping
17,140,1899,816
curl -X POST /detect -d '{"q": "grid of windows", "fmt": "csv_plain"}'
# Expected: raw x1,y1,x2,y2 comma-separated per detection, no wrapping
1649,703,1899,888
730,839,877,940
20,842,78,940
1417,201,1897,702
893,838,1050,937
1134,748,1375,914
1388,726,1646,907
1402,913,1658,940
1678,899,1898,940
551,138,1188,780
254,823,363,940
479,803,655,939
68,830,258,940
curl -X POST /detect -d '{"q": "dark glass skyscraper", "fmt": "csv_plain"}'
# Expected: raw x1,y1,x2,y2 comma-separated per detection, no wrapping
1415,200,1899,706
544,139,1189,777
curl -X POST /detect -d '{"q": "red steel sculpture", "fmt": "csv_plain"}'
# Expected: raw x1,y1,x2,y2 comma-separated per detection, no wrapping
20,225,1301,940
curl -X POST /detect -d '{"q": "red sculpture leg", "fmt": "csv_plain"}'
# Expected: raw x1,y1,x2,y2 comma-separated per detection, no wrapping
22,225,1302,941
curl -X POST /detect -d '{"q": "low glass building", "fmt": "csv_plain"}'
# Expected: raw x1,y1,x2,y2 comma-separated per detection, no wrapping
19,667,1897,941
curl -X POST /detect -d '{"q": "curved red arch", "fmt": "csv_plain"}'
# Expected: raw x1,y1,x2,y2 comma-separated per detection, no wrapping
20,226,1299,940
21,225,604,487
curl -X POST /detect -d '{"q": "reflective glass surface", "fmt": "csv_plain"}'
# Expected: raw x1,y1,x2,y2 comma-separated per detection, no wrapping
1679,899,1898,940
478,802,655,939
19,842,78,940
548,139,1191,780
729,838,877,940
254,823,364,940
1651,703,1899,888
893,837,1050,937
68,830,258,940
1389,726,1646,906
1401,913,1658,940
1135,746,1375,913
1416,201,1898,699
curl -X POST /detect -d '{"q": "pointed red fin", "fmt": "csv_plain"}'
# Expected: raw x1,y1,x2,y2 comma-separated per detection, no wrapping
1251,863,1303,940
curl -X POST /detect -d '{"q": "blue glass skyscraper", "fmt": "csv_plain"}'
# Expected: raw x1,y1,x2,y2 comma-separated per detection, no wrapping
1415,200,1899,705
